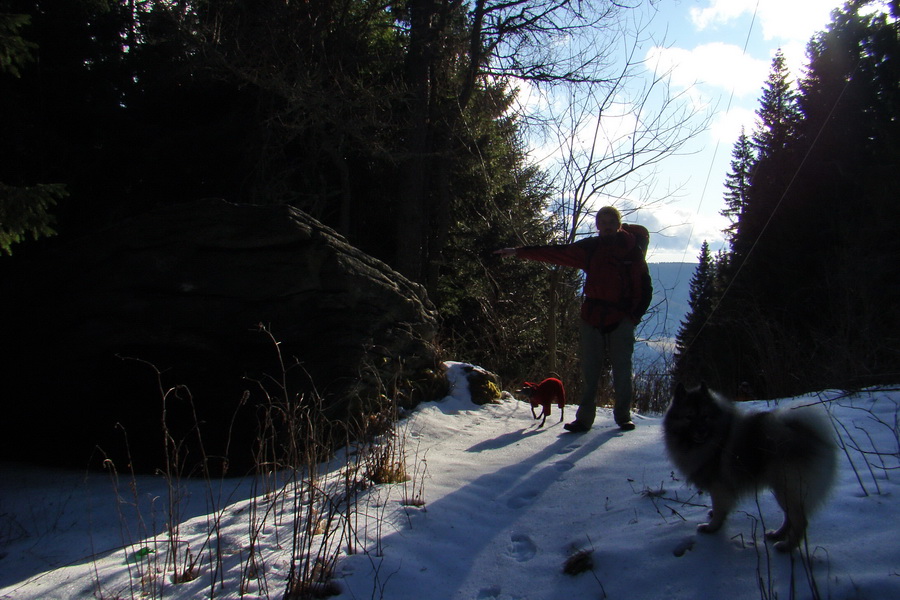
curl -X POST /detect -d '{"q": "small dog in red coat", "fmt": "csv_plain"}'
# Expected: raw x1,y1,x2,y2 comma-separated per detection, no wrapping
518,378,567,428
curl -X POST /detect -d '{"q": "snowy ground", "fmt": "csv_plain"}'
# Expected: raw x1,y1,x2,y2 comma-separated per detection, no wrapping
1,362,898,600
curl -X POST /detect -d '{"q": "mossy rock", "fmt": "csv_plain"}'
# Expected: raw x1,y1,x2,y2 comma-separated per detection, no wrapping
464,365,502,405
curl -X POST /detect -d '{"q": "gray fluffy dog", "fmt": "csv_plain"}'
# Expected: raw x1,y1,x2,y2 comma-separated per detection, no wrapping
663,382,838,551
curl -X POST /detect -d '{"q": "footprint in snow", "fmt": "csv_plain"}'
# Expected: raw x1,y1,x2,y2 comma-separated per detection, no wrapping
506,489,539,509
477,585,502,599
554,460,575,472
673,536,696,557
555,444,580,455
508,533,537,562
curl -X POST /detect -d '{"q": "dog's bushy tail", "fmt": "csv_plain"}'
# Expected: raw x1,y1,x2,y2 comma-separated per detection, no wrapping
776,401,839,515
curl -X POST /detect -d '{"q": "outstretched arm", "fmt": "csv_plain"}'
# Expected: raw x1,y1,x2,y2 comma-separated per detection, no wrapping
495,243,589,269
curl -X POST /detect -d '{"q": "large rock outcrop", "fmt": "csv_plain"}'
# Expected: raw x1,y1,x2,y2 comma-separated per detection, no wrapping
1,199,443,472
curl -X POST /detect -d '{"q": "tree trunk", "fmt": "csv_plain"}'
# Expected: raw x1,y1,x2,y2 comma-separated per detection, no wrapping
427,147,452,297
396,0,437,282
548,267,561,373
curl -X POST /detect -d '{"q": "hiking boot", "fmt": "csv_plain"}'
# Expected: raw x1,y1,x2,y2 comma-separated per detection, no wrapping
618,421,636,431
564,420,591,433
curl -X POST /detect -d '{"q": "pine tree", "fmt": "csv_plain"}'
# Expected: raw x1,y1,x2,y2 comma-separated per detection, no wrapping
0,13,37,76
752,49,801,160
0,11,67,253
739,49,802,258
729,48,803,308
720,128,754,248
674,241,716,381
788,0,900,387
0,183,67,254
689,1,900,396
0,0,132,238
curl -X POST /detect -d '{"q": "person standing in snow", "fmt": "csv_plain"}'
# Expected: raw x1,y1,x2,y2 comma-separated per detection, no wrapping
494,206,652,432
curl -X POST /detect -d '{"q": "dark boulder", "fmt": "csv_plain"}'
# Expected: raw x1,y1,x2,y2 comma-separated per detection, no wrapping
461,365,502,406
1,199,443,473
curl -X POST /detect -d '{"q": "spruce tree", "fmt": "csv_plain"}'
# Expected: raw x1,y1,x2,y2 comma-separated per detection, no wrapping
0,13,36,76
674,241,715,382
739,49,802,261
752,49,801,160
685,1,900,395
720,129,754,250
790,0,900,387
0,11,67,253
730,49,803,311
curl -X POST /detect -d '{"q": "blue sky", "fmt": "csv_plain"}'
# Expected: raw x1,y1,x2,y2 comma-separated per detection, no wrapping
634,0,846,263
514,0,852,263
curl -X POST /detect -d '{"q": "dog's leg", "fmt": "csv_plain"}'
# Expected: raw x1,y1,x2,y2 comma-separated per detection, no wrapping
768,487,808,552
539,412,547,428
699,486,734,534
765,491,791,542
765,518,790,542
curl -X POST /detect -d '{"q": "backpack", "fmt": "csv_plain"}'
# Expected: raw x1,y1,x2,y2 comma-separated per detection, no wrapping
585,223,653,319
621,223,653,320
621,223,650,259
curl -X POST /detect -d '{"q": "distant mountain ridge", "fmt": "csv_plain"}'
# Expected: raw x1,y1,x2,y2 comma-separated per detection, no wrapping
634,262,695,371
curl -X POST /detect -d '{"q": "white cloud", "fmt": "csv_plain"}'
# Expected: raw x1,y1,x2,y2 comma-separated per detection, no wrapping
778,40,811,81
691,0,838,43
512,78,552,116
690,0,753,30
627,200,728,263
646,43,770,98
524,87,653,177
710,105,756,145
634,0,848,264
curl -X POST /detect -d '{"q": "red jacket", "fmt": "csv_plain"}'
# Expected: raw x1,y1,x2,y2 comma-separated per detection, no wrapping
516,229,650,331
522,377,566,416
